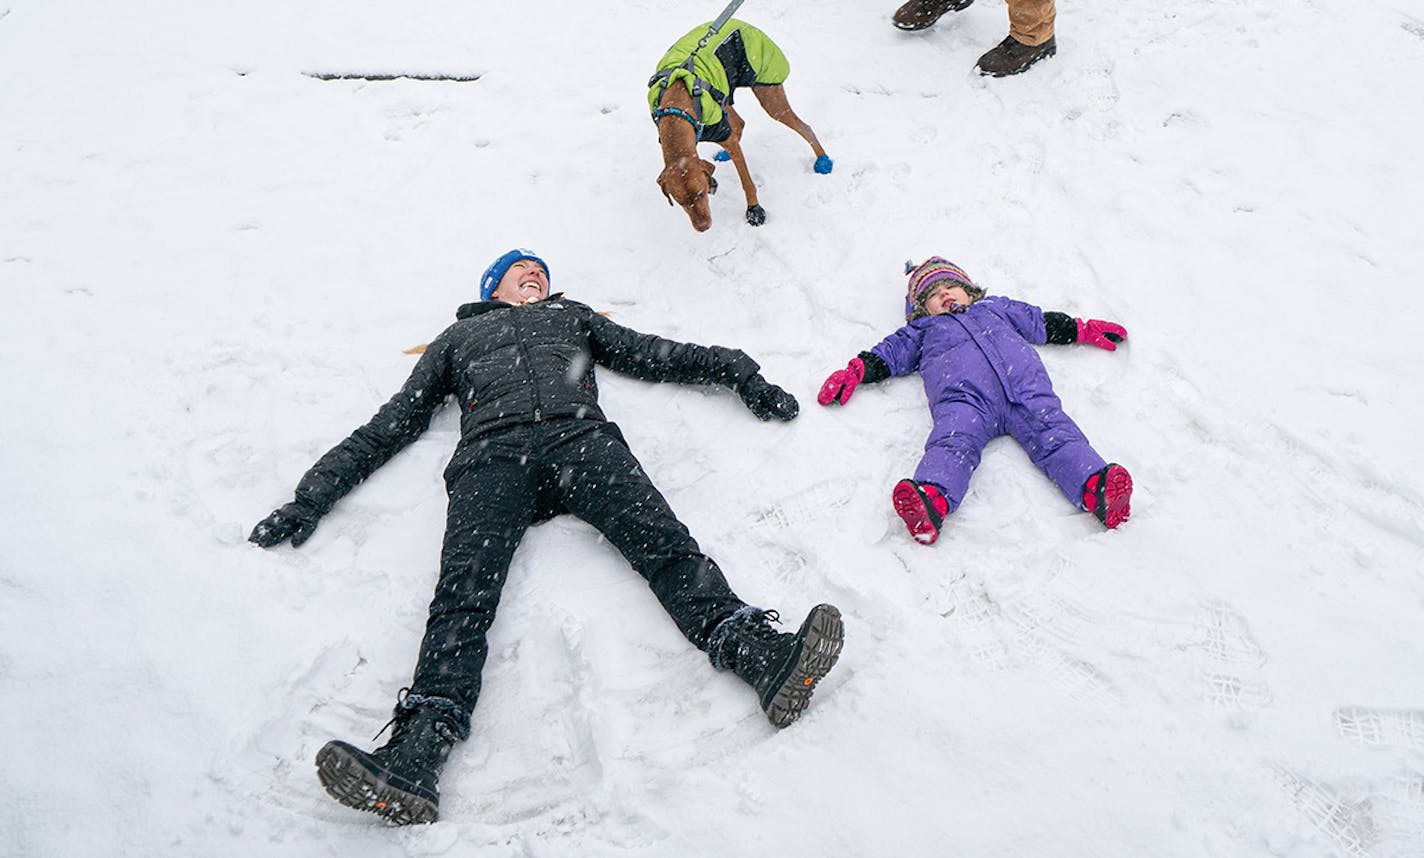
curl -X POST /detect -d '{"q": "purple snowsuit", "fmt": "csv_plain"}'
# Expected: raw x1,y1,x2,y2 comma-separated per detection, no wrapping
870,296,1106,515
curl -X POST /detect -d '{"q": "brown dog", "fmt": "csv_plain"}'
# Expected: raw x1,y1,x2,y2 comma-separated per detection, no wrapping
650,20,830,231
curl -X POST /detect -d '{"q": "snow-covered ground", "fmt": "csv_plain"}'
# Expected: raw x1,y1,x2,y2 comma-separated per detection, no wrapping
5,1,1424,855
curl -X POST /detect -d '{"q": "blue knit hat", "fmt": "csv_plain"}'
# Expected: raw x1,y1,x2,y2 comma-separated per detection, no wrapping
480,249,550,301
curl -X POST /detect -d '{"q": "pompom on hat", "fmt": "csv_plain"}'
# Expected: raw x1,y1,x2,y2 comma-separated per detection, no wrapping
480,248,549,301
903,257,984,320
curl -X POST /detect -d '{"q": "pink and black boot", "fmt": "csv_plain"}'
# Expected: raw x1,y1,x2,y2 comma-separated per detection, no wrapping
892,479,951,545
1083,463,1133,529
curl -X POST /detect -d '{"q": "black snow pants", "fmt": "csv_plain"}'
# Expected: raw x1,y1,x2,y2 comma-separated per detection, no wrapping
407,418,747,731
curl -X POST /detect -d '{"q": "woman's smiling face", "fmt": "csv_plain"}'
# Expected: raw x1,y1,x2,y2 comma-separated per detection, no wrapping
491,259,550,305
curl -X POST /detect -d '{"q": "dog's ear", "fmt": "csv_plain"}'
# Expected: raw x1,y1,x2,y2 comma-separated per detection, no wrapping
699,158,717,178
655,174,675,207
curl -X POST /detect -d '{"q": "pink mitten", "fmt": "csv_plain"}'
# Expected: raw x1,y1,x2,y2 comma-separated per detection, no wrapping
817,358,866,406
1077,318,1128,351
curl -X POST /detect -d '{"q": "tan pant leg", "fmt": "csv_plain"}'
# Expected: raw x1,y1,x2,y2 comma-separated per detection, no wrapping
1007,0,1056,45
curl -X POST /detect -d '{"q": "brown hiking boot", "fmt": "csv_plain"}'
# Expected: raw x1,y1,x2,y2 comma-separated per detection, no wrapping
892,0,975,32
976,35,1057,77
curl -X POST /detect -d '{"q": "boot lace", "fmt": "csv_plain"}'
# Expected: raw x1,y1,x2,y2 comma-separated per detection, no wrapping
709,607,785,670
742,609,783,642
371,687,413,742
371,688,470,743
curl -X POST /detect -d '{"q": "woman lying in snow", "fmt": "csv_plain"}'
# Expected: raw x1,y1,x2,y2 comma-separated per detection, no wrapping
250,249,843,825
817,256,1134,545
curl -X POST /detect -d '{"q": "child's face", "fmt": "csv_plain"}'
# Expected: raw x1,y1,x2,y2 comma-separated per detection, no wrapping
924,284,974,316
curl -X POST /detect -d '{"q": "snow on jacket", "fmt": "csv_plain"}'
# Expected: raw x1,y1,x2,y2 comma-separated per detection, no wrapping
647,19,790,141
290,295,761,516
869,295,1063,417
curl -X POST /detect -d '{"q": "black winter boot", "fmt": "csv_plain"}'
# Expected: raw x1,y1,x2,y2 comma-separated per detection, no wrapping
314,693,465,825
709,604,844,728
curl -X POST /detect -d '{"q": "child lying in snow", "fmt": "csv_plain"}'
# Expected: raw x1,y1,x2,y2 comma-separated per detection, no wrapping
817,257,1133,544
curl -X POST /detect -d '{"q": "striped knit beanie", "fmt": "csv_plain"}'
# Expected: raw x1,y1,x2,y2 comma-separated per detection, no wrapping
904,257,983,319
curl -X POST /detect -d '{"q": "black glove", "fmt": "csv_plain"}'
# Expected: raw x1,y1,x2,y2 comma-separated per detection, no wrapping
249,501,322,548
736,374,799,421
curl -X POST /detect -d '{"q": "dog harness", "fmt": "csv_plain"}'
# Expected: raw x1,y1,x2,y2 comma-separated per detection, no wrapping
648,20,790,144
648,66,725,140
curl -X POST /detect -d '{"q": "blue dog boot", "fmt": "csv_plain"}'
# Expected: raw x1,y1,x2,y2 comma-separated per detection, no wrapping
715,149,731,161
814,154,834,174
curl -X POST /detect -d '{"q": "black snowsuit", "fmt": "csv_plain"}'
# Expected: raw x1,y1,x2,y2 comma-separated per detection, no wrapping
284,295,764,735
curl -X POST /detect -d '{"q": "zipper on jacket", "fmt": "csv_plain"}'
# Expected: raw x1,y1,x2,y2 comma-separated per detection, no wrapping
512,310,544,421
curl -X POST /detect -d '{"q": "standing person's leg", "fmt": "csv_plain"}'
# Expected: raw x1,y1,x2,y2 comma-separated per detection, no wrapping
1007,0,1055,46
315,432,537,825
549,421,842,728
977,0,1057,76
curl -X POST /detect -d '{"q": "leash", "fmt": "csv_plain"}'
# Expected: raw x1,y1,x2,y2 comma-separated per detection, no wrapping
691,0,747,59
